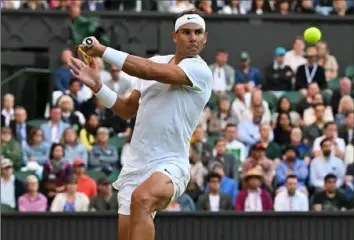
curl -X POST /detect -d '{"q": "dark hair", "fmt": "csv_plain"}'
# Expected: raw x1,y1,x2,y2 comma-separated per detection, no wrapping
214,137,225,147
320,137,332,147
276,96,292,113
282,145,299,156
324,121,336,129
69,78,80,86
217,49,227,54
49,143,65,159
225,123,237,130
324,173,337,182
345,110,354,118
286,175,298,181
313,103,325,110
27,127,42,146
207,172,222,182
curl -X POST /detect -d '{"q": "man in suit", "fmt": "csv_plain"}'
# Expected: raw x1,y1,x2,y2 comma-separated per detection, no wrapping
106,65,133,97
9,106,31,147
209,49,235,94
338,111,354,145
197,172,234,211
295,47,327,91
40,107,70,144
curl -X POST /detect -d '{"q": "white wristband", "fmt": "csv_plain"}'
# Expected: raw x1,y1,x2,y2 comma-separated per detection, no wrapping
94,84,117,109
102,47,129,69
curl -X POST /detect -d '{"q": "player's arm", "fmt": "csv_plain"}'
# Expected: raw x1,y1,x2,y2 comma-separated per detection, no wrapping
110,90,140,120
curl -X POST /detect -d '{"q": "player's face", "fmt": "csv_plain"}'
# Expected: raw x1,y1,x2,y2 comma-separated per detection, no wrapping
173,24,207,57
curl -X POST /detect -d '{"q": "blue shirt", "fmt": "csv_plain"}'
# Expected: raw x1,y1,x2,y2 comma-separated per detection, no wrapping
64,143,88,165
55,66,72,92
276,159,309,187
205,176,238,203
237,121,274,149
22,142,51,165
235,67,263,86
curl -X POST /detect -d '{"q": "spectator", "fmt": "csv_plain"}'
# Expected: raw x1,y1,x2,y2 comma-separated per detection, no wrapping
303,93,334,126
55,49,73,93
185,180,203,204
303,103,326,146
290,128,311,165
264,47,294,91
9,106,31,148
273,112,292,146
312,174,348,211
235,168,273,211
191,126,213,167
230,83,251,125
315,0,334,15
82,0,105,11
338,111,354,145
0,158,25,210
57,95,82,131
312,122,346,159
72,158,97,199
169,0,195,13
62,78,84,110
1,93,15,127
274,175,309,211
197,0,213,14
2,0,21,9
106,65,133,97
335,96,354,125
22,128,50,165
275,145,308,193
189,145,207,190
295,82,320,116
79,113,99,152
259,123,282,161
208,95,233,135
242,143,274,188
89,177,118,211
21,0,47,9
41,107,70,144
18,175,47,212
50,175,89,212
209,49,235,94
295,0,316,13
223,124,247,169
247,89,272,123
53,0,70,10
238,0,253,13
272,97,301,127
316,41,339,81
221,0,245,14
89,127,119,171
1,127,22,170
330,77,354,115
330,0,354,15
209,138,238,180
197,172,234,211
235,51,263,88
165,193,196,212
250,0,271,14
310,138,345,189
277,0,290,15
284,36,307,74
62,128,88,165
295,47,327,91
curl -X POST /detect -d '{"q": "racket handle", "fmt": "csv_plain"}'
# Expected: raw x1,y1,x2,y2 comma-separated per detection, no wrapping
81,37,95,49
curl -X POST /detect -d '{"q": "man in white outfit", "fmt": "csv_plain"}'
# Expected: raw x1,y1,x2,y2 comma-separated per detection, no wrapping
69,10,212,240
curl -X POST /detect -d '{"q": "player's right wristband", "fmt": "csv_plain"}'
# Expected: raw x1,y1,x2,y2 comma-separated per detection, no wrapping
102,47,129,70
94,84,117,109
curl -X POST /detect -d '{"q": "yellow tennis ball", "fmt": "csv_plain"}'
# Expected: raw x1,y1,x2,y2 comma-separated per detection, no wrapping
304,27,322,44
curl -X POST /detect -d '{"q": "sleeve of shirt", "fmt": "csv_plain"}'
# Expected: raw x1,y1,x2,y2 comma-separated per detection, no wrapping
312,137,321,152
178,58,213,92
273,194,283,211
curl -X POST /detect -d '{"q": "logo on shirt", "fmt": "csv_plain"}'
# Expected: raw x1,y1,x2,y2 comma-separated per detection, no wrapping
164,169,171,175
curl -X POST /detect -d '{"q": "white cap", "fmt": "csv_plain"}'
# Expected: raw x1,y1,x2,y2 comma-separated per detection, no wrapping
174,14,206,32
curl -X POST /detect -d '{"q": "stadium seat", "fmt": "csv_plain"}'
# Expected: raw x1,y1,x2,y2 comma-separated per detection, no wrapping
262,91,277,112
27,119,46,128
14,171,35,183
282,91,302,109
108,170,120,183
108,136,126,152
328,78,340,91
86,169,106,181
1,204,15,212
321,90,332,104
345,65,354,79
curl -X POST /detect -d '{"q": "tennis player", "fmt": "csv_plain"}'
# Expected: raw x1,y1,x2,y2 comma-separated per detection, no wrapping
69,10,212,240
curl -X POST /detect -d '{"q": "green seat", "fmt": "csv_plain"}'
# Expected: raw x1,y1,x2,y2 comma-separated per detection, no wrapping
108,136,126,152
345,65,354,79
208,92,219,111
27,119,46,128
328,78,340,91
1,203,15,212
86,170,106,181
321,90,332,105
263,91,277,112
108,170,120,183
14,171,35,183
207,134,220,147
283,91,302,109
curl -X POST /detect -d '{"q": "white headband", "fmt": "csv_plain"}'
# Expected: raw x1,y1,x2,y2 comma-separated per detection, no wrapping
174,14,206,32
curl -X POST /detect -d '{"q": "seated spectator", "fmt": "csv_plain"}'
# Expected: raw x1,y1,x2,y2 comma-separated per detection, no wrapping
55,49,73,93
18,175,47,212
264,47,294,91
290,128,311,165
57,95,82,131
277,0,290,15
272,97,301,127
53,0,70,10
62,127,88,164
0,158,25,210
82,0,105,11
273,112,293,146
274,175,309,211
1,93,15,127
284,36,307,74
50,175,89,212
312,174,348,211
189,145,207,190
185,180,203,204
230,83,251,125
295,82,320,116
235,168,273,211
316,41,339,81
73,159,97,199
21,0,48,9
303,103,326,146
338,111,354,146
89,127,119,171
330,0,354,15
295,0,316,13
198,106,212,133
275,145,308,193
197,172,234,211
330,77,353,115
2,0,21,9
41,174,57,209
224,124,247,168
79,114,99,152
235,51,263,88
295,47,327,91
221,0,246,14
106,65,133,97
209,49,235,94
315,0,334,15
1,127,22,170
165,193,196,212
238,0,253,13
310,138,345,190
303,93,334,126
242,143,274,189
259,123,282,161
208,95,233,135
22,128,50,165
191,126,212,167
246,89,272,123
41,107,70,144
55,78,84,111
335,96,354,126
250,0,271,14
312,122,346,159
197,0,213,13
42,143,72,194
10,106,31,148
89,177,118,212
209,138,238,180
169,0,195,13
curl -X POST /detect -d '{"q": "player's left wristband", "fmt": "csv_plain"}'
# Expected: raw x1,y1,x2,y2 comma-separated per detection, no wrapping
102,47,129,69
94,84,117,109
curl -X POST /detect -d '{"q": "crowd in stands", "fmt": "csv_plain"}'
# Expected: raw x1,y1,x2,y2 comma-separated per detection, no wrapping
2,0,354,16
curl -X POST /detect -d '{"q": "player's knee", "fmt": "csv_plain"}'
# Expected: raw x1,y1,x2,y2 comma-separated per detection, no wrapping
131,188,157,213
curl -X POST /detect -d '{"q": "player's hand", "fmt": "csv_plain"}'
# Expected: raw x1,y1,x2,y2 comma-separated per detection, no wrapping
69,57,102,93
79,36,106,58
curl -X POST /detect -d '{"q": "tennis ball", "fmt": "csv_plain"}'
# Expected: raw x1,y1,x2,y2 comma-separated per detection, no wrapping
304,27,322,44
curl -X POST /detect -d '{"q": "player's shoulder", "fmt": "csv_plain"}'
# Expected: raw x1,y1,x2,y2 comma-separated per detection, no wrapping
148,54,174,63
180,56,212,78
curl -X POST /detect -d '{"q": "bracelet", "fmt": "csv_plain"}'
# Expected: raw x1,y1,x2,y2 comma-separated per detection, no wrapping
102,47,129,69
94,84,117,108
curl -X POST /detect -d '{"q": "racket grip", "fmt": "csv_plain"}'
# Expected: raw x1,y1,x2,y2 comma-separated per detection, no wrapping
81,37,95,49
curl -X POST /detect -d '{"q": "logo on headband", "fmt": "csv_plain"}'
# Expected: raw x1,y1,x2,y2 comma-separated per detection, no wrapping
187,17,196,20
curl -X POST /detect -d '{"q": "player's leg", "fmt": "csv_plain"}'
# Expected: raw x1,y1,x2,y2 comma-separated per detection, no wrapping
118,215,130,240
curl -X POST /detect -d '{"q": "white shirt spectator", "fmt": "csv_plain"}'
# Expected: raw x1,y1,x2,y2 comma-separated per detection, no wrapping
284,50,307,73
245,191,263,212
312,136,346,158
226,139,247,166
274,190,309,211
245,92,272,123
303,107,334,126
209,194,220,212
231,98,252,125
1,175,16,208
51,124,59,143
169,0,195,13
212,66,228,92
1,108,14,127
50,192,89,212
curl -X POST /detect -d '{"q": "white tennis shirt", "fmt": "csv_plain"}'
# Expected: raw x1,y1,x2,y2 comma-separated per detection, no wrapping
126,54,212,170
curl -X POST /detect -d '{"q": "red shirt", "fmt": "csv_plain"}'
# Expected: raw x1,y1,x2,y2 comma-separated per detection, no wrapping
76,175,97,199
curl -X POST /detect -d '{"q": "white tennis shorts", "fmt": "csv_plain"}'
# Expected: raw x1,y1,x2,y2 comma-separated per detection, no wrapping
112,161,190,217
